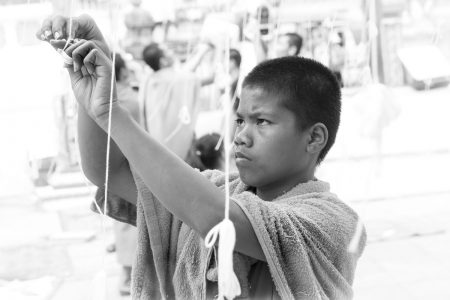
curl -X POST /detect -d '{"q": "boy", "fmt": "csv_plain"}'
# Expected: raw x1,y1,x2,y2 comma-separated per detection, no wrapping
38,15,365,299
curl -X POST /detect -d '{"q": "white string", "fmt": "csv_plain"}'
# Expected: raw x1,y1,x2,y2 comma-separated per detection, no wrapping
215,131,224,151
103,0,119,238
325,13,337,52
271,0,283,57
103,57,115,223
223,32,231,220
93,1,119,299
63,0,75,51
368,0,379,83
214,76,239,152
204,5,241,299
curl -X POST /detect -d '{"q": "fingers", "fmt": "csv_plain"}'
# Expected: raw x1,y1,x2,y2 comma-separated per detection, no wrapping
83,48,99,76
37,15,79,42
65,39,85,56
37,16,53,40
64,48,94,81
37,14,112,60
51,16,67,40
63,39,111,77
68,40,95,72
37,15,113,80
37,15,64,41
49,39,68,50
80,65,90,77
84,47,112,77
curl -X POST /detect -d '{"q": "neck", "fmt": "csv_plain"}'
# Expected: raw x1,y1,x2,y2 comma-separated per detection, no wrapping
256,169,316,201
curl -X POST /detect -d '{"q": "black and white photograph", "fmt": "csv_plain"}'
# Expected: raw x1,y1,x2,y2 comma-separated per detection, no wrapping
0,0,449,299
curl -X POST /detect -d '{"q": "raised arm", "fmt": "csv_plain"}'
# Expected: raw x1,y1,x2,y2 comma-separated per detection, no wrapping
100,94,265,261
77,106,137,204
182,42,214,72
37,15,137,204
40,16,265,261
182,42,216,86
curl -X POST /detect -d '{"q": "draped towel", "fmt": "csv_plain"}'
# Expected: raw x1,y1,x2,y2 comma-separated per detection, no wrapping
93,169,366,299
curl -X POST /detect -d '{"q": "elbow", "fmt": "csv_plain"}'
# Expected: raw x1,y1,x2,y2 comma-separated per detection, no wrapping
80,159,105,187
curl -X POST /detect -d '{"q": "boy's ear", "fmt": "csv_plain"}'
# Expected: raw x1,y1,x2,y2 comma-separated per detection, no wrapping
306,123,328,154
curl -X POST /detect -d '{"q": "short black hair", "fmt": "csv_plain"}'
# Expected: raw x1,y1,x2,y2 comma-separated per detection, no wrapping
229,48,241,68
284,33,303,56
185,133,223,171
242,56,341,164
142,43,164,71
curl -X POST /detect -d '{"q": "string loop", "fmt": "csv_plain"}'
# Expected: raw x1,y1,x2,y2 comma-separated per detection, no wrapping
205,218,241,300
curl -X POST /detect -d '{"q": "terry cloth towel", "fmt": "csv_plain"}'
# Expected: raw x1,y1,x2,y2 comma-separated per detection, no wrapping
93,169,366,300
138,68,201,160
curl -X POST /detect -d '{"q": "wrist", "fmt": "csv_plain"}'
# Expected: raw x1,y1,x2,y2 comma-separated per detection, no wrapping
94,102,128,132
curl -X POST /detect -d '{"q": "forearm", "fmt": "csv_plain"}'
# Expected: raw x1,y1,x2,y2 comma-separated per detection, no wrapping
183,45,212,72
101,106,222,232
77,105,128,185
200,72,215,87
102,106,264,260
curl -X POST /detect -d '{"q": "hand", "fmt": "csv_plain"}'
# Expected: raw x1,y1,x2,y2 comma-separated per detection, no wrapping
36,14,110,57
64,40,118,126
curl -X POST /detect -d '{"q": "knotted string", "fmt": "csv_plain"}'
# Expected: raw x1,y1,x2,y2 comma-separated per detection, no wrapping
64,0,75,51
204,20,241,300
93,1,119,298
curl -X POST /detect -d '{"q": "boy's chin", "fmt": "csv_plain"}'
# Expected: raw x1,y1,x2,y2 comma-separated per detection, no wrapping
238,169,263,188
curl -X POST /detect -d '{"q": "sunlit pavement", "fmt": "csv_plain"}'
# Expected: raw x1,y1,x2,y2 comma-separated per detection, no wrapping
319,85,450,299
1,85,450,299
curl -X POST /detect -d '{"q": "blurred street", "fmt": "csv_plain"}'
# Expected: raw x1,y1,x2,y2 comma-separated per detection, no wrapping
1,85,450,299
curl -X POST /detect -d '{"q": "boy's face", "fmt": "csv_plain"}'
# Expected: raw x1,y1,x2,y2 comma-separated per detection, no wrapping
234,87,313,194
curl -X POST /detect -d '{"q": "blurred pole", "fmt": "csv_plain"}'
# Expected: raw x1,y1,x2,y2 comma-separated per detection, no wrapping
370,0,384,83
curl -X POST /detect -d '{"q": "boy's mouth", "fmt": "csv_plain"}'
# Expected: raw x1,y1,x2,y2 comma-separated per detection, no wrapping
235,151,251,161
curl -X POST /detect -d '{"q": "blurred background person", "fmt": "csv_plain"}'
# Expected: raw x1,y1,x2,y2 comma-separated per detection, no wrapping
139,41,215,161
274,32,303,58
329,30,346,87
122,0,154,60
185,133,224,172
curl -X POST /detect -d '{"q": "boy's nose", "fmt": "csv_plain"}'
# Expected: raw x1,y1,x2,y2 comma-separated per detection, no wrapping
233,128,252,148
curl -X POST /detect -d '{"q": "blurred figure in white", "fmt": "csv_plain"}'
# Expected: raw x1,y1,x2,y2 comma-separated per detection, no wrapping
229,48,241,98
329,31,346,87
310,24,330,67
139,41,215,160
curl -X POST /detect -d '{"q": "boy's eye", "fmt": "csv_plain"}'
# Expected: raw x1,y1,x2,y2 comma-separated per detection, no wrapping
256,119,270,125
235,118,244,126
